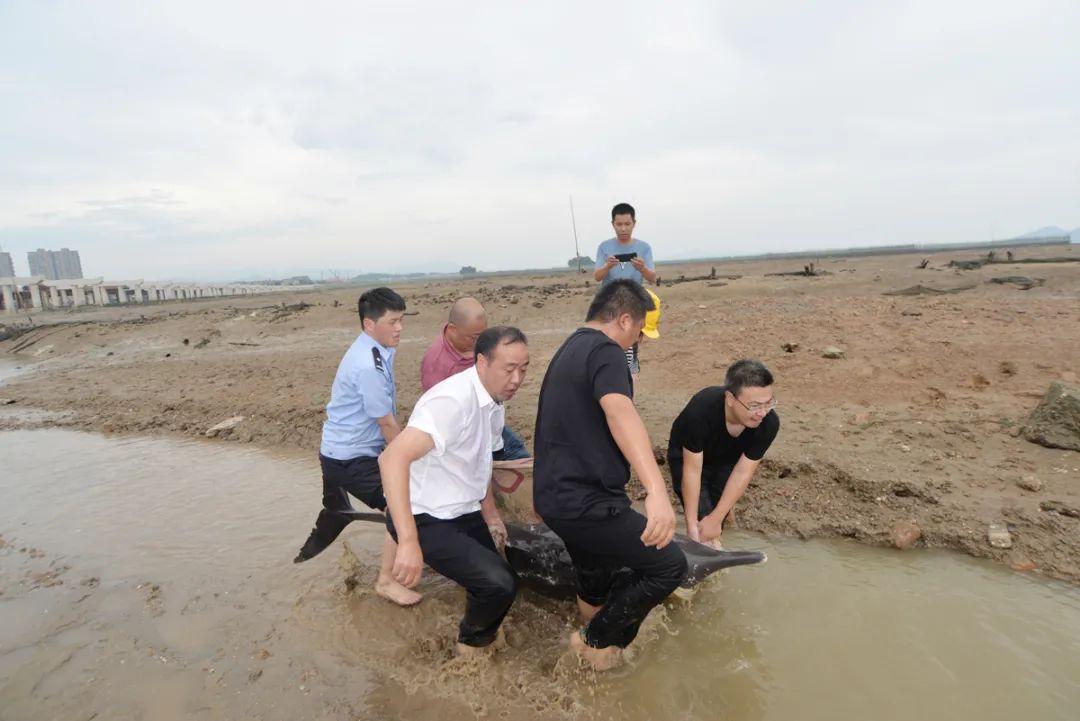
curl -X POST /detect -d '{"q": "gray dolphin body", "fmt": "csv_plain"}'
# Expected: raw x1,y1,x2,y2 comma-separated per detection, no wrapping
340,511,765,596
504,522,765,597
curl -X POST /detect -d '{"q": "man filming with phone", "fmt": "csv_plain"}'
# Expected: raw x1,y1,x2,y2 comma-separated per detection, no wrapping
593,202,656,287
594,202,657,384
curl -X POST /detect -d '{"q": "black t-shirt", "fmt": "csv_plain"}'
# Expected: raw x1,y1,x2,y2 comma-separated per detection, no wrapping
667,386,779,472
533,328,634,520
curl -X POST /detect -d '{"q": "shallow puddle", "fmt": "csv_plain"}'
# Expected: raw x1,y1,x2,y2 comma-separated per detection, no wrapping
1,429,1078,720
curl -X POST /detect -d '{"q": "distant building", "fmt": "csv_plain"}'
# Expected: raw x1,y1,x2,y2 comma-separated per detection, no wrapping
27,248,83,280
0,251,14,278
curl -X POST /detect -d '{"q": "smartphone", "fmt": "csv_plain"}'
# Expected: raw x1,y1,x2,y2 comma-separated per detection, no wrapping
613,252,638,262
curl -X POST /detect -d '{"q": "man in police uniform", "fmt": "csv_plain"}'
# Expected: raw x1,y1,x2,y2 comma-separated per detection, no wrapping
293,287,421,607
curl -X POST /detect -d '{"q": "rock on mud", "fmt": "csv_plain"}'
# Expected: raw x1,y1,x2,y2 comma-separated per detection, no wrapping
822,346,845,359
1039,500,1080,519
1016,475,1043,493
205,415,245,437
987,523,1013,549
889,520,921,550
1021,381,1080,451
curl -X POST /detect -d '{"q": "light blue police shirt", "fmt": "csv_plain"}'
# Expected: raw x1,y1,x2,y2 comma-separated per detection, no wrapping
320,332,396,460
595,237,655,285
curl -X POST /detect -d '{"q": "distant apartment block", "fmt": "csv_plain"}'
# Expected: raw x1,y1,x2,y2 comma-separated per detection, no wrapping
27,248,83,280
0,251,14,278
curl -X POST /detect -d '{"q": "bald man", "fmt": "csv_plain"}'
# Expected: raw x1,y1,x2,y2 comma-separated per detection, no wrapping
420,298,530,460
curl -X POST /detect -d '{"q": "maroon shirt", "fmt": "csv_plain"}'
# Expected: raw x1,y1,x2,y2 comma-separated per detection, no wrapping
420,325,475,392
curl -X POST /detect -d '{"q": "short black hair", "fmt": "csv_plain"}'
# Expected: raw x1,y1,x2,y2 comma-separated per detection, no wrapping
475,326,527,360
725,359,774,398
358,287,406,324
585,279,654,323
611,202,636,221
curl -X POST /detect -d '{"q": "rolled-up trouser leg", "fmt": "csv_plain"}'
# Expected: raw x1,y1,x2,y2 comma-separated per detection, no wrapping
547,509,688,649
391,511,518,646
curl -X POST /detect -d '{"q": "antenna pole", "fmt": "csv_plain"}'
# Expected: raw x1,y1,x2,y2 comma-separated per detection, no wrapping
569,195,582,272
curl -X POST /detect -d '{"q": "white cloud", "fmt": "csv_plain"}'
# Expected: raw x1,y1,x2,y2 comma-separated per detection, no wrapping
1,0,1077,280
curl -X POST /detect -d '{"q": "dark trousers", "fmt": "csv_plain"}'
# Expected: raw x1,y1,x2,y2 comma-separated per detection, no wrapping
388,511,517,647
294,454,386,563
546,509,688,649
667,452,735,521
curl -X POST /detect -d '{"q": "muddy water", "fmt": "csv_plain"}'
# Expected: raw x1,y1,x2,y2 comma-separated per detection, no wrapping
1,429,1078,721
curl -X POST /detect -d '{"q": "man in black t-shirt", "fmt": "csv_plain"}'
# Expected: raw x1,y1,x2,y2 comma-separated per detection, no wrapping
667,359,779,546
533,279,685,671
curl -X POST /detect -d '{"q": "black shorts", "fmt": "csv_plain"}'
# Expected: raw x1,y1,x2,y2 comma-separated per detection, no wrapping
319,453,386,511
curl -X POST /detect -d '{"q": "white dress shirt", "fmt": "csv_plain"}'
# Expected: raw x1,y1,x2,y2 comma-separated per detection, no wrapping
405,366,505,519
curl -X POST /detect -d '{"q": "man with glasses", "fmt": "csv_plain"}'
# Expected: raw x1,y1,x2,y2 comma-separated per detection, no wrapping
666,360,779,547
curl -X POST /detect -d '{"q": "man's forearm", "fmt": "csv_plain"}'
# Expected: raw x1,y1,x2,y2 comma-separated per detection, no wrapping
379,451,417,543
602,396,666,495
378,415,402,444
709,471,752,524
680,452,703,523
593,265,611,282
641,266,657,284
479,482,500,524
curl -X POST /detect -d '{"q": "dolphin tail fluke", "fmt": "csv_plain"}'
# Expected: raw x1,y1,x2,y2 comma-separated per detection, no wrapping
339,510,387,524
675,535,767,587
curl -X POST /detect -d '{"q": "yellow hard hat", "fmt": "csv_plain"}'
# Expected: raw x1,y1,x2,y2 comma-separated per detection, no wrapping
642,289,661,339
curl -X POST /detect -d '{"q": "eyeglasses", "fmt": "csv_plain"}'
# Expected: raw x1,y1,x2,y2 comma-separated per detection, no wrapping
733,396,776,415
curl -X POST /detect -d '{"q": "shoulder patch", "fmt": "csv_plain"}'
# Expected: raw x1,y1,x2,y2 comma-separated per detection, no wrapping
371,347,385,372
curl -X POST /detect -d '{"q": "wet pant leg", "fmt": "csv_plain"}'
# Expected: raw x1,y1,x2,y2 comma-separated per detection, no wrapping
389,511,518,647
547,509,687,649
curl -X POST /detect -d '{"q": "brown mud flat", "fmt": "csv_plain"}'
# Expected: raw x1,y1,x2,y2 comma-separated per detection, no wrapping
2,245,1079,583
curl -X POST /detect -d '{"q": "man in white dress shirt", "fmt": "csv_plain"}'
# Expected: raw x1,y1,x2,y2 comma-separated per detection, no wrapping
379,326,529,655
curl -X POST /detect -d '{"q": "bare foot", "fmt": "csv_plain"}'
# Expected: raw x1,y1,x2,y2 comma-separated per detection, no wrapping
576,597,601,623
569,630,622,671
456,626,506,657
455,642,486,657
490,625,507,651
374,576,422,607
453,643,498,660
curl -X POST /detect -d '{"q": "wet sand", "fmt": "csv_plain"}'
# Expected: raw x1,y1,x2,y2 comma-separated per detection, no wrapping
2,245,1078,583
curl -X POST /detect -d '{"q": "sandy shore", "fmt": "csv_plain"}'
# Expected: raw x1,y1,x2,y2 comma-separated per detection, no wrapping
3,245,1079,583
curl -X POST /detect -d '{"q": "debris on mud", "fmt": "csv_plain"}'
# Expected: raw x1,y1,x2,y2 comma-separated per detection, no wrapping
988,522,1013,549
1022,381,1080,451
890,520,922,550
206,415,245,438
1040,501,1080,519
765,262,831,278
988,276,1045,290
883,283,977,296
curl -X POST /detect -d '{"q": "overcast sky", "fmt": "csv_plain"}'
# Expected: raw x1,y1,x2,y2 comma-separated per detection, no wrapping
1,1,1077,281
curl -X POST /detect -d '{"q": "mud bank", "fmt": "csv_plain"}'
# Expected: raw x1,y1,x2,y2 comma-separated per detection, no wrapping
2,248,1079,584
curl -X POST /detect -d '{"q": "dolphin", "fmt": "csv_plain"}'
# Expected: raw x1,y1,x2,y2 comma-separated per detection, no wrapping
338,510,766,596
